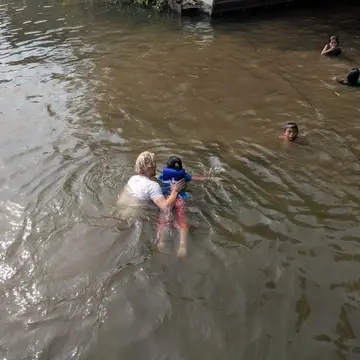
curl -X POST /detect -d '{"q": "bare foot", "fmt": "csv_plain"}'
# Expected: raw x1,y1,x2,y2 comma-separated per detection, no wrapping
177,243,187,258
157,240,166,252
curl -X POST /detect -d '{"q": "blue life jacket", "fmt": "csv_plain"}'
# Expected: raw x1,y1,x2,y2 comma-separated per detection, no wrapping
158,168,192,199
162,168,186,181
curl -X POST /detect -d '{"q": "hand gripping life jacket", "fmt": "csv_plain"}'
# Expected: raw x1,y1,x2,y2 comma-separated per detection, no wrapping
160,168,190,199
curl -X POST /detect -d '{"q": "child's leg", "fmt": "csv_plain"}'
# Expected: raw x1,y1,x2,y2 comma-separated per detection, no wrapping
157,207,171,251
175,198,189,257
157,226,166,250
178,226,188,257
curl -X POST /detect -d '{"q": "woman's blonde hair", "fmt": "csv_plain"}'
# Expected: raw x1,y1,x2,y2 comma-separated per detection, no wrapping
134,151,156,174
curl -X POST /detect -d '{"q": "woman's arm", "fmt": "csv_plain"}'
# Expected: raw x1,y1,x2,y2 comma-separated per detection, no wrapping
153,179,186,210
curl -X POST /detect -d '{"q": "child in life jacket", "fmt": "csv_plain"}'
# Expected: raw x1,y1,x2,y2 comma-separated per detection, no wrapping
157,156,220,257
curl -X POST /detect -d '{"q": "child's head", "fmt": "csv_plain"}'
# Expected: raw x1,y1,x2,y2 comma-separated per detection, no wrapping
330,35,339,47
347,68,360,85
167,156,183,171
284,122,299,141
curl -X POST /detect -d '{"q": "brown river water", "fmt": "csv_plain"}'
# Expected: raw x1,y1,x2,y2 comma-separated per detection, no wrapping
1,1,360,359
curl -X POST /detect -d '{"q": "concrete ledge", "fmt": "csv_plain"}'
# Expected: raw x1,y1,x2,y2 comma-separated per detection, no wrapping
168,0,294,15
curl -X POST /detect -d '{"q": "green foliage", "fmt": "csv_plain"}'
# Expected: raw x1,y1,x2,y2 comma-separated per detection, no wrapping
99,0,168,11
136,0,168,11
153,0,168,12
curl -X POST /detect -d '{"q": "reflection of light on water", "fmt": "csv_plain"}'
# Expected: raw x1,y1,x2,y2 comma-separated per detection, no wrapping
208,155,226,173
22,216,32,241
0,263,16,284
181,18,214,46
11,282,42,315
0,201,24,252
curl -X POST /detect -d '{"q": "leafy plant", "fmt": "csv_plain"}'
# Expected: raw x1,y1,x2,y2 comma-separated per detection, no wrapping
99,0,169,11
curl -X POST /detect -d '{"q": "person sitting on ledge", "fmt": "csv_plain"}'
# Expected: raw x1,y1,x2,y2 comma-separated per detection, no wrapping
321,36,341,56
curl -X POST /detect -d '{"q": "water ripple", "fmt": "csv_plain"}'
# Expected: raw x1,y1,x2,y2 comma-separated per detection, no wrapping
1,1,360,360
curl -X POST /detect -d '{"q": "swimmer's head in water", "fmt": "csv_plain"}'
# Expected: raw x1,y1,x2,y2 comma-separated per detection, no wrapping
347,68,360,85
284,122,299,141
135,151,156,177
167,156,183,171
330,36,339,46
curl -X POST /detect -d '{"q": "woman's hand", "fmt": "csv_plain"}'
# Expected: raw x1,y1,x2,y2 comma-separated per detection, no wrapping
154,179,186,210
171,179,186,193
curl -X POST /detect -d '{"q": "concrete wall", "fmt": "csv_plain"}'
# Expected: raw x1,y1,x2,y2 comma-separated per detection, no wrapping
212,0,294,14
168,0,294,15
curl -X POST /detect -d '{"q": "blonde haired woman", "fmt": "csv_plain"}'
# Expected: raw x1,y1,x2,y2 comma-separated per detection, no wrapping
117,151,185,211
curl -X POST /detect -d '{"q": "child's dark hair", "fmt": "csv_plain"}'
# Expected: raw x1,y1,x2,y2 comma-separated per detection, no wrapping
167,156,183,171
284,122,299,132
347,68,360,85
330,35,339,44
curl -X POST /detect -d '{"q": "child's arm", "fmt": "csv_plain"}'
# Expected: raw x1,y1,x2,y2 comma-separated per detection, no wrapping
191,176,210,181
321,44,328,55
191,176,222,182
337,79,347,85
321,44,335,55
332,76,348,85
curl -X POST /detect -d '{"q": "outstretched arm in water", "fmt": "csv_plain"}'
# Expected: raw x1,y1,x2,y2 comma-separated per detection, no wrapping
191,176,222,182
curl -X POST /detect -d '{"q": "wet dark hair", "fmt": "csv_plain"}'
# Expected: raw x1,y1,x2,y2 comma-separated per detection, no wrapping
347,68,360,85
330,35,339,44
284,122,299,132
167,156,183,170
